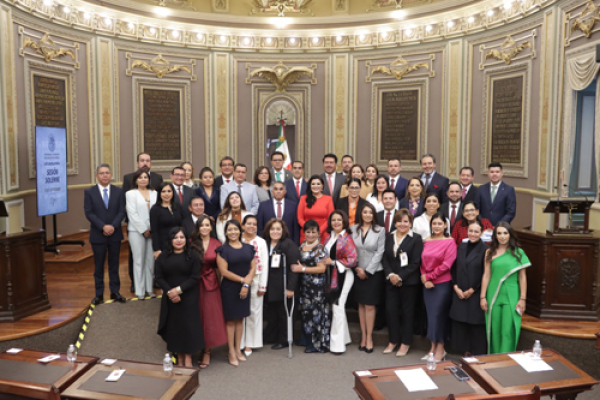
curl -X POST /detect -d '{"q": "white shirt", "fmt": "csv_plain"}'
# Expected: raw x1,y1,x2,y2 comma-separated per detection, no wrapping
191,215,198,224
222,175,233,184
448,201,462,213
381,208,397,232
392,230,413,254
388,175,399,186
421,171,437,185
97,183,110,199
173,184,184,194
272,198,285,216
461,183,472,192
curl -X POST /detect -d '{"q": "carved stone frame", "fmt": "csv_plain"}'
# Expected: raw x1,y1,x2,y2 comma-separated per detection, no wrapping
371,79,429,173
481,61,531,178
132,77,192,172
24,59,78,178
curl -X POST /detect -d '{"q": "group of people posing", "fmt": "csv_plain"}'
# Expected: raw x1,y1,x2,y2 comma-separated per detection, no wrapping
83,150,528,369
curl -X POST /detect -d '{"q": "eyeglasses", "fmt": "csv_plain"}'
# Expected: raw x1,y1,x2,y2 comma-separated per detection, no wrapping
173,173,185,177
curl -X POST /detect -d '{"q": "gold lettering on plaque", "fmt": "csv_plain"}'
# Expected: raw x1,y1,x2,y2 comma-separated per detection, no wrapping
143,89,181,160
371,56,429,80
23,33,75,63
485,36,531,65
249,61,313,92
490,76,523,165
380,90,419,161
132,54,191,79
34,75,67,128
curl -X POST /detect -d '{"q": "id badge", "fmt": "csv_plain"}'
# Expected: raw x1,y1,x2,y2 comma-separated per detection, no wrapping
271,254,281,268
400,252,408,267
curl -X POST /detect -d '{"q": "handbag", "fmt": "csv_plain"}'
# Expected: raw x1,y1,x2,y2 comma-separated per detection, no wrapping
326,259,345,303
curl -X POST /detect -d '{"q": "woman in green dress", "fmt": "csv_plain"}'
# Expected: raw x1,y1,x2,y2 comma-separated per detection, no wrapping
480,222,530,354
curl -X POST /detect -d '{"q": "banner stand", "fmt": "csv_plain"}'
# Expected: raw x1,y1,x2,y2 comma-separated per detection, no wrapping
42,214,83,254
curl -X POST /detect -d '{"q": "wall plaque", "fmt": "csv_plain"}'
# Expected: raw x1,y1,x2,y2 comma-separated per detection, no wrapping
490,76,523,165
380,90,419,161
33,75,66,128
142,88,181,160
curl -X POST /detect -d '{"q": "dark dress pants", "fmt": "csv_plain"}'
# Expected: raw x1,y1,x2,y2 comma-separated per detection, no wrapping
92,241,121,297
386,283,418,346
264,299,292,346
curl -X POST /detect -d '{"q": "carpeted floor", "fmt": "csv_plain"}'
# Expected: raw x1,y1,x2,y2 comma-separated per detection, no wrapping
1,299,598,400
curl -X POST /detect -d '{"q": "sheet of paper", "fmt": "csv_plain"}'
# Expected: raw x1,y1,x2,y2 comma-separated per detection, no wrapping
509,353,553,372
105,369,126,382
6,348,23,354
101,358,117,365
463,357,479,363
355,370,372,377
37,354,61,363
395,368,439,392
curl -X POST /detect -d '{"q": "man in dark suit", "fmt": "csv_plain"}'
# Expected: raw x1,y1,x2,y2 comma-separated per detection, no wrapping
320,153,345,203
171,166,195,218
122,152,163,293
84,164,127,305
257,182,300,244
460,166,478,203
420,153,449,203
441,181,463,231
475,162,516,226
341,155,354,176
182,196,216,238
270,151,293,183
214,156,235,190
285,160,307,203
387,157,409,200
377,189,399,234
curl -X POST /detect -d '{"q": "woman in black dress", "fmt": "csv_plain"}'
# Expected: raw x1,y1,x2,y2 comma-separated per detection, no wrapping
262,219,300,350
291,219,330,353
450,220,488,355
195,167,221,220
216,219,256,367
156,227,204,367
150,182,185,258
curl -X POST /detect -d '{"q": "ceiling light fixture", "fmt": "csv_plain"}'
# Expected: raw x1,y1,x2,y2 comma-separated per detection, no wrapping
43,0,53,6
220,35,227,43
468,16,475,23
359,34,366,41
289,37,296,44
243,37,251,45
171,30,180,39
63,6,70,14
487,9,495,16
195,32,203,40
148,27,156,35
393,10,405,20
336,35,343,43
405,28,413,36
312,37,319,44
82,12,90,20
104,17,112,27
425,25,433,32
447,20,455,28
265,37,273,44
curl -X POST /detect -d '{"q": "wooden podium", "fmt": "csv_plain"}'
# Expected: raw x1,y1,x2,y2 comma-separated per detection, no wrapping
517,198,599,321
0,229,51,321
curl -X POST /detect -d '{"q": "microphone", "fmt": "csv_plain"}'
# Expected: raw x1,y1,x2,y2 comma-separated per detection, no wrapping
563,183,590,204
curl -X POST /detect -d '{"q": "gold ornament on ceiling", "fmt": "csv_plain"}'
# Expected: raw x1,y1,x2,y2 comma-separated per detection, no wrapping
369,0,403,10
250,0,313,17
250,61,313,92
570,0,600,38
371,56,429,80
23,33,75,63
484,36,531,65
131,54,191,78
156,0,195,9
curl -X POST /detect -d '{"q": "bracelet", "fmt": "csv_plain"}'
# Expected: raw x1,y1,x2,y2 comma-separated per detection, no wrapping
520,297,526,300
243,283,250,289
480,297,486,300
240,277,244,284
302,267,306,273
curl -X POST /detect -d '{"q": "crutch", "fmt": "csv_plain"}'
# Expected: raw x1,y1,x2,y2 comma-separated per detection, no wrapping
282,252,294,359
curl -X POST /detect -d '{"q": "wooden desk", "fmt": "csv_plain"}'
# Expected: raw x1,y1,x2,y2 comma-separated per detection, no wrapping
353,361,489,400
61,359,199,400
461,349,598,400
0,349,97,400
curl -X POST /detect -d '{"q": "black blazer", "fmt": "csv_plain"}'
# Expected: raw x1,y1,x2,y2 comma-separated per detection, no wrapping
265,238,300,303
195,185,221,219
256,199,300,244
462,185,477,203
475,182,517,226
320,172,345,204
377,209,398,233
284,178,307,203
181,215,217,240
424,172,449,203
84,185,126,244
214,175,234,190
122,171,163,193
449,240,487,325
381,232,423,286
335,197,368,219
441,202,463,230
173,185,195,218
398,198,424,218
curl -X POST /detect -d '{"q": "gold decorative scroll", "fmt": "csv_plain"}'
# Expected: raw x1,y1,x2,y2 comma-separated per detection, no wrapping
368,0,403,11
23,33,75,64
570,0,600,38
371,56,429,80
156,0,196,9
485,36,532,65
250,0,313,17
129,54,193,79
249,61,313,92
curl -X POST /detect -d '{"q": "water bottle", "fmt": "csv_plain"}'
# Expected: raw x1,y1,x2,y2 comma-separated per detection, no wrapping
426,352,437,371
532,340,542,359
66,344,77,363
163,353,173,374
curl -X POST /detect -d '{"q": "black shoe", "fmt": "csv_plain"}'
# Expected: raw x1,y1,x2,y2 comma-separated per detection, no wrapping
92,296,103,305
130,285,135,293
365,347,374,354
271,343,284,350
373,324,385,331
305,347,318,353
110,293,126,303
358,345,366,351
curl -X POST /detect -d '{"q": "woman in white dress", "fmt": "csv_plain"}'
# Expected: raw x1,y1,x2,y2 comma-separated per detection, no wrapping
412,193,450,241
126,169,158,300
240,214,269,356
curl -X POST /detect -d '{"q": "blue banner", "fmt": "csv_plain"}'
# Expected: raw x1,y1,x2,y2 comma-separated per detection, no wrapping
36,126,68,217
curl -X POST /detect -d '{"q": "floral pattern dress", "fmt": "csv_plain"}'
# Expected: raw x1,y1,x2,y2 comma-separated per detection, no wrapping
298,243,331,352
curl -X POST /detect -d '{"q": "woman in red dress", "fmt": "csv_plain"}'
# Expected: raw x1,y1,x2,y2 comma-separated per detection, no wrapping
190,215,228,368
297,175,335,243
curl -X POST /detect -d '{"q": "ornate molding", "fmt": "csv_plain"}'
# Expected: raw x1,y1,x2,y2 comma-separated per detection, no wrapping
366,54,434,83
558,257,581,292
126,53,196,81
569,0,600,38
18,27,80,69
247,61,316,92
212,0,229,12
479,31,536,70
156,0,196,10
367,0,403,12
249,0,314,17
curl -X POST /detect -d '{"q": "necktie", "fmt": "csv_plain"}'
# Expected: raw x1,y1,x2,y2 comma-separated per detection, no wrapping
450,205,456,227
238,184,243,197
226,179,230,184
276,172,281,182
390,178,395,190
277,201,282,218
328,174,333,195
462,187,467,200
178,187,183,204
384,211,391,234
425,173,431,189
296,180,300,196
103,188,109,209
491,185,498,203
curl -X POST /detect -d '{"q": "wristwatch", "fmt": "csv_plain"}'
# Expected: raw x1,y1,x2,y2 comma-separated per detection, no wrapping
243,283,250,289
302,267,306,273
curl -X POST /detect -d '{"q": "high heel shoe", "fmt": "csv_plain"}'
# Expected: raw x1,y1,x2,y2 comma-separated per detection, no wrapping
237,353,247,362
383,344,399,354
434,351,447,362
228,353,239,367
358,345,366,351
198,350,210,369
396,345,410,357
365,347,374,354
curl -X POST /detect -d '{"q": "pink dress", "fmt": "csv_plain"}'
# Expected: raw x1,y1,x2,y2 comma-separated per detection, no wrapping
199,238,228,348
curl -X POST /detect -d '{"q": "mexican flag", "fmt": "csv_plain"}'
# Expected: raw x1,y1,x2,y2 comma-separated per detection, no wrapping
276,118,292,170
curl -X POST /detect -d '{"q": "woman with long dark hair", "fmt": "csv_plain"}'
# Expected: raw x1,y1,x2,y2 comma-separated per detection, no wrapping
190,215,227,368
336,178,368,226
365,174,390,213
195,167,221,219
216,191,251,243
156,227,204,367
150,182,185,258
399,177,426,218
297,175,334,243
413,192,449,241
480,222,530,354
